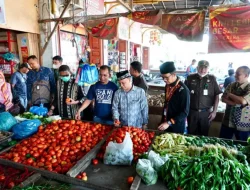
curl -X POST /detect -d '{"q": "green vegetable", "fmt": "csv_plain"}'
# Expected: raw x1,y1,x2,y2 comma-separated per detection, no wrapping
160,154,250,190
25,153,31,158
248,137,250,145
8,140,17,146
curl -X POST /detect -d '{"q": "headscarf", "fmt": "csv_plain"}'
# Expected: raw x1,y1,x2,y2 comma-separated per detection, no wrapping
0,70,13,110
0,70,9,102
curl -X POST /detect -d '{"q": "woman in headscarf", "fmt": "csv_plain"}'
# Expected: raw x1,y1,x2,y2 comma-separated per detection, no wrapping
48,65,93,120
0,70,13,111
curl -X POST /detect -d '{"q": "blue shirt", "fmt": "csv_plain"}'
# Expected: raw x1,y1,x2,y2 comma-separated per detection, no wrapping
10,72,27,98
27,67,56,101
87,81,118,120
112,86,148,128
224,76,235,89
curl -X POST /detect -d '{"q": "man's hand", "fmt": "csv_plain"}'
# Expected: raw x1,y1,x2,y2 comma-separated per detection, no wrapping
75,111,81,120
47,109,53,116
114,119,120,127
158,122,170,131
142,124,147,130
66,99,78,105
208,111,216,122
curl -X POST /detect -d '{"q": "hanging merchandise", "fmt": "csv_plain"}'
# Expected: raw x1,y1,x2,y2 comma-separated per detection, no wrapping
0,53,19,75
149,30,162,46
77,64,98,86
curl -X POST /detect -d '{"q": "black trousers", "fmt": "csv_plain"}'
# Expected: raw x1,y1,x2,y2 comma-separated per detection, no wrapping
187,110,211,136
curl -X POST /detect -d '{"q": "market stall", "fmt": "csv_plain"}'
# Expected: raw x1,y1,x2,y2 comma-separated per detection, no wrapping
0,112,249,190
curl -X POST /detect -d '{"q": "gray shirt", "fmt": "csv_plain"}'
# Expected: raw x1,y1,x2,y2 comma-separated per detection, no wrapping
132,74,148,93
112,86,148,128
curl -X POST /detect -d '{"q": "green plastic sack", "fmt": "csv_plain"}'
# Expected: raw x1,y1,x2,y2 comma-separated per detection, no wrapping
0,112,17,131
136,159,158,185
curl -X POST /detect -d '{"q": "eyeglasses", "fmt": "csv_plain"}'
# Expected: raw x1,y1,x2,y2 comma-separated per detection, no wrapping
162,74,172,80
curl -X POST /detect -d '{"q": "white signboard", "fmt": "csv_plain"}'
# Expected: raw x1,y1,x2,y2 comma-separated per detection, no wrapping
0,0,6,24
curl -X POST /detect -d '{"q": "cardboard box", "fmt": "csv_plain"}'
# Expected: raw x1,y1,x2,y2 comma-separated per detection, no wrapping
17,33,40,63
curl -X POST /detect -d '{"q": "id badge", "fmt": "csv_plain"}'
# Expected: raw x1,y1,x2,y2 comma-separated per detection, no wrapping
164,108,167,116
37,85,40,90
203,89,208,95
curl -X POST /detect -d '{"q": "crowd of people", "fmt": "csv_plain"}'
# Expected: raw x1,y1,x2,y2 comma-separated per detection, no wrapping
0,55,249,141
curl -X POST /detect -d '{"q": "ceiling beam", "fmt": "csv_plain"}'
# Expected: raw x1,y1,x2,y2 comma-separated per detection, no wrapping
41,0,71,56
173,0,177,9
117,0,133,12
162,1,166,9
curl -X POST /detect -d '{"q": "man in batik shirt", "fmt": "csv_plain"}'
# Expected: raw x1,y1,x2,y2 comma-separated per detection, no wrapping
112,70,148,128
220,66,250,141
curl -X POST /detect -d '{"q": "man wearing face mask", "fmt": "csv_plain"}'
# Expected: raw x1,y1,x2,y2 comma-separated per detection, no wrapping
185,60,222,136
52,56,63,81
48,65,93,120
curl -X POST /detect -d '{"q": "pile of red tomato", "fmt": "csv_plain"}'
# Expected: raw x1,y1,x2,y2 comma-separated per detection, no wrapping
0,120,112,174
97,127,155,161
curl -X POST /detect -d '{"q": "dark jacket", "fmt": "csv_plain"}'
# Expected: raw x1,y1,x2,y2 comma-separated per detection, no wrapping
161,79,190,134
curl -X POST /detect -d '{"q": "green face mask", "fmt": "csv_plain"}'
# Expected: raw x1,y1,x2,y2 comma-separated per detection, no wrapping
60,76,71,82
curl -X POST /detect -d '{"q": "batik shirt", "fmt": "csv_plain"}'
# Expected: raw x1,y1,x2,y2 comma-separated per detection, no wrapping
222,81,250,128
112,86,148,128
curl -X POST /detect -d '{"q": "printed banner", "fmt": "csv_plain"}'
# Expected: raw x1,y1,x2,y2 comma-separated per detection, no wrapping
128,10,162,25
87,18,119,39
0,0,6,24
209,6,250,53
160,9,206,41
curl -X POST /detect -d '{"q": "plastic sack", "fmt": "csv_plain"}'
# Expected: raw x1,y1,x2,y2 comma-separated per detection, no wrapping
104,132,133,165
79,64,98,86
12,119,41,139
0,112,17,131
148,150,169,171
29,104,48,116
136,159,158,185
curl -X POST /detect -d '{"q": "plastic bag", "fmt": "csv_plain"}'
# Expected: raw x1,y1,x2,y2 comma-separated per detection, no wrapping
0,112,17,131
136,159,158,185
148,150,169,171
104,132,133,165
79,64,98,86
12,119,41,139
29,104,48,116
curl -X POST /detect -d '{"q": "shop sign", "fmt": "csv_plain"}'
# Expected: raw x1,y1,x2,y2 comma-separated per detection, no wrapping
87,18,119,39
87,0,104,15
209,6,250,53
128,10,162,25
160,9,205,42
118,17,129,40
0,0,6,24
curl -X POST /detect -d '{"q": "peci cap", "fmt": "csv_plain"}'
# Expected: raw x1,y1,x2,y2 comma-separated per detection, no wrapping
116,70,131,81
159,62,176,74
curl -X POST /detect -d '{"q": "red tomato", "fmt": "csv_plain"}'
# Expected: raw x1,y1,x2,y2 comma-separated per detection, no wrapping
0,175,5,181
92,159,98,165
127,176,134,184
7,181,15,189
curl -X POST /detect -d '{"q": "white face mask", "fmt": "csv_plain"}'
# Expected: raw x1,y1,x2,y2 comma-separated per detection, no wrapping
198,73,207,78
53,64,60,69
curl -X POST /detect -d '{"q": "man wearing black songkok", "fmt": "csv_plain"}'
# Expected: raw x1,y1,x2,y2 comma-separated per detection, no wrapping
158,62,190,133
